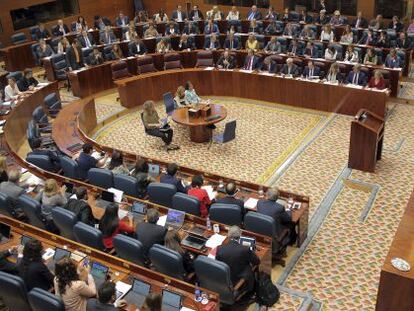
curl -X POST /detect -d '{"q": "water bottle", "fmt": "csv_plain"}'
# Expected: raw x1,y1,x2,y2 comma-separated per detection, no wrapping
194,283,202,302
206,216,212,231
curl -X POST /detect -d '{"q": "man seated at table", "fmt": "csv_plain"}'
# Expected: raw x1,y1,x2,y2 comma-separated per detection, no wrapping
0,169,26,212
215,183,245,217
171,5,187,22
247,5,262,20
351,11,368,28
52,19,70,37
135,208,167,260
396,32,412,49
88,48,104,66
316,9,329,25
299,25,315,40
346,64,366,86
303,41,318,58
86,281,127,311
243,49,261,71
265,20,282,35
99,26,117,45
287,39,302,56
248,19,262,34
264,36,282,54
217,50,236,69
280,58,300,76
144,22,159,38
94,15,112,31
224,33,240,50
17,69,38,92
189,5,204,21
27,138,61,172
261,56,277,73
37,39,54,59
35,23,51,40
302,60,321,79
160,163,188,193
204,34,221,50
178,34,195,50
204,19,219,35
66,39,84,70
358,29,375,46
183,21,199,35
369,14,385,30
115,12,130,27
77,143,108,180
4,77,21,102
128,36,148,56
216,226,260,293
78,30,94,48
64,186,97,226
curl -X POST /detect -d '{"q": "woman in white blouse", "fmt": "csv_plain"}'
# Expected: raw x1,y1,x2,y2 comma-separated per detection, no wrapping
320,25,334,42
344,45,359,63
324,46,337,60
4,78,21,102
340,25,353,44
226,6,239,21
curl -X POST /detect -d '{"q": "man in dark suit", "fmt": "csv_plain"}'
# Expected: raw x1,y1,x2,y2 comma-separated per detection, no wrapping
26,138,60,171
189,5,204,21
243,49,260,70
261,56,278,73
351,11,368,28
183,21,199,35
171,5,187,22
64,187,97,226
302,60,321,78
160,163,188,193
358,29,376,46
204,20,219,35
86,281,127,311
216,226,260,292
35,23,50,40
99,26,116,45
303,41,319,58
178,34,195,50
204,34,220,50
316,10,329,25
287,39,302,56
115,12,130,27
224,33,240,50
246,5,262,21
217,50,236,69
136,209,167,259
128,36,147,56
216,183,245,217
346,64,366,86
0,169,26,213
280,58,300,76
94,15,111,31
396,32,412,49
66,39,84,70
52,19,70,37
78,30,94,48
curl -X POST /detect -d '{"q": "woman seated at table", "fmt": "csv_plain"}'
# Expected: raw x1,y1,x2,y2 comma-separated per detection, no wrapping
184,81,201,104
384,48,401,68
245,34,260,52
340,25,353,44
123,24,137,41
178,34,194,51
144,22,159,38
226,6,239,21
37,39,54,59
368,70,386,90
134,10,149,24
188,175,211,218
324,46,337,60
174,86,189,107
88,48,104,66
325,62,342,83
111,43,124,59
4,77,21,102
141,101,178,151
344,45,359,63
99,203,134,249
375,30,389,48
57,37,70,54
363,48,378,66
35,178,68,221
164,230,194,273
156,38,171,54
54,257,96,311
154,9,169,23
106,150,129,175
320,24,334,42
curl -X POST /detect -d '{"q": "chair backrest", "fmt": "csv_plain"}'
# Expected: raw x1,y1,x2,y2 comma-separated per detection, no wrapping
113,234,146,266
147,182,177,207
0,192,17,218
195,50,214,68
222,120,237,143
111,60,131,80
31,43,40,65
60,156,81,180
209,203,242,226
149,244,186,280
29,26,39,40
6,71,23,81
32,106,48,125
113,174,139,197
11,32,27,44
164,53,182,70
51,207,77,240
163,92,175,115
0,271,32,311
50,54,67,70
102,46,113,61
26,154,54,172
137,55,157,74
172,192,201,216
194,256,235,305
87,168,114,189
50,38,60,53
44,93,62,111
73,222,105,250
18,195,46,230
244,211,276,237
28,287,65,311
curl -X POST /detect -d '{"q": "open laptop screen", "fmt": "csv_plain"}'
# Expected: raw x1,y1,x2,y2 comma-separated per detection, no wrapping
162,289,182,309
132,279,151,295
91,262,109,279
166,209,185,226
53,248,71,262
101,191,115,202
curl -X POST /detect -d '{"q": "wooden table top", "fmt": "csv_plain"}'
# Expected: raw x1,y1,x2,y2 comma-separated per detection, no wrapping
172,104,227,127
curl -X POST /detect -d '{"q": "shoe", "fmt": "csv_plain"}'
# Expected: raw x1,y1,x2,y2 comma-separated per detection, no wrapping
166,144,180,151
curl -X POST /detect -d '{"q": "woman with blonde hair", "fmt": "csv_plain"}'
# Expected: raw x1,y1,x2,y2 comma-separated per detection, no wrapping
245,34,260,52
35,178,67,220
0,156,8,182
320,24,334,42
174,86,189,107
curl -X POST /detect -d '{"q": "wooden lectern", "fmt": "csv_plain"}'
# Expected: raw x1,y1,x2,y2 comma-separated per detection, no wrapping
348,109,384,172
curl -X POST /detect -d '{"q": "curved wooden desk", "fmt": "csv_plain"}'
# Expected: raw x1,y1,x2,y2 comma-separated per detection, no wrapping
172,104,227,143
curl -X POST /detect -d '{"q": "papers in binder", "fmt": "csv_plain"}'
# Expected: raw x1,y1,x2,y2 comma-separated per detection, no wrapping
201,185,217,200
244,198,259,209
205,233,226,249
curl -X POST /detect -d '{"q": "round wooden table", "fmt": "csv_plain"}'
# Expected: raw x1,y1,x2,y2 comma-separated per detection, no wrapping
172,104,227,143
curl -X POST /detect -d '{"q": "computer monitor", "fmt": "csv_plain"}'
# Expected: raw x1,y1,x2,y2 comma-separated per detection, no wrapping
166,209,185,227
101,190,115,202
0,223,11,239
131,202,147,215
162,289,182,310
132,279,151,295
91,262,109,279
53,247,71,262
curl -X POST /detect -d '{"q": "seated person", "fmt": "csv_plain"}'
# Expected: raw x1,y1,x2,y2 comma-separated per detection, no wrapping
358,29,375,46
35,23,50,40
287,39,302,56
187,175,211,218
224,33,240,50
206,6,222,20
144,22,159,38
262,56,277,73
388,15,403,33
204,19,219,35
226,6,239,21
264,36,281,53
408,18,414,35
171,5,187,22
0,156,8,183
57,37,70,54
174,86,189,107
178,34,195,50
88,48,104,66
215,182,245,216
165,22,180,36
325,62,342,83
74,16,88,32
330,10,344,25
204,34,220,50
182,21,199,35
115,12,130,27
0,247,18,275
66,39,84,70
281,8,290,22
324,46,337,60
4,77,21,102
37,39,54,59
18,68,38,91
106,150,129,175
135,208,167,259
123,24,137,41
280,57,300,76
77,143,108,179
300,25,315,40
302,60,321,78
247,5,262,20
316,9,330,25
27,138,60,171
164,230,194,273
303,41,318,58
189,5,204,21
131,158,154,198
248,19,262,34
53,19,70,36
265,20,282,35
154,9,169,23
363,48,378,65
94,15,111,30
243,49,261,70
78,30,94,48
396,32,412,49
0,169,26,212
375,31,389,48
184,81,201,105
160,162,188,193
368,70,386,90
320,24,334,42
346,64,366,86
283,22,297,37
352,11,368,28
156,38,171,54
340,25,353,44
86,281,127,311
35,178,67,221
384,48,401,68
99,26,116,45
111,43,124,59
99,203,134,249
128,36,148,56
265,6,278,21
217,50,236,69
245,34,260,52
299,9,313,23
216,226,260,292
344,45,359,63
64,186,97,226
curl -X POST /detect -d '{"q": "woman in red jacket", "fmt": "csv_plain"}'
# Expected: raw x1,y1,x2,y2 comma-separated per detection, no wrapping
368,70,386,90
98,203,134,249
187,175,211,217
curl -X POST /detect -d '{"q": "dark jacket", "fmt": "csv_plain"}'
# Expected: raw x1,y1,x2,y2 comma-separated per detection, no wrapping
78,33,94,48
160,174,188,193
65,45,84,70
189,9,204,21
128,42,148,56
280,63,300,76
35,29,51,40
0,251,18,275
135,222,167,258
257,199,292,225
52,24,70,37
64,198,96,226
87,298,120,311
215,196,245,216
18,261,54,291
216,55,236,69
17,77,38,92
302,66,321,78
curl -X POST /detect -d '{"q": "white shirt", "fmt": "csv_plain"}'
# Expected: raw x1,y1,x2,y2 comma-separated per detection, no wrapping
5,84,20,101
176,11,183,22
226,11,239,21
320,31,334,42
324,48,337,60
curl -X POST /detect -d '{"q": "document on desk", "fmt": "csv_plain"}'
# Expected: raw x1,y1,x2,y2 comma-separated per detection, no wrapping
181,307,196,311
204,67,215,71
115,281,132,300
201,185,217,200
206,233,226,249
157,215,167,227
239,69,254,74
37,82,49,87
244,198,259,209
259,72,274,76
108,188,124,203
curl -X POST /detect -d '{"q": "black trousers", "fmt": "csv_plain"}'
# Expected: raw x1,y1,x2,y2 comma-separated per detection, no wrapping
146,128,173,145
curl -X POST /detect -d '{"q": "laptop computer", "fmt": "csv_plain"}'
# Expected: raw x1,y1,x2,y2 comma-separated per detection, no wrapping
162,289,182,311
240,236,256,251
47,247,71,273
96,190,115,209
0,223,11,244
148,164,160,178
122,278,151,307
90,262,109,288
131,202,147,223
181,233,208,250
165,209,185,230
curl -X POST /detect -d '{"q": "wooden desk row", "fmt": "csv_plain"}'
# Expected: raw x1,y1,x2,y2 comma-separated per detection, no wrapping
0,215,219,310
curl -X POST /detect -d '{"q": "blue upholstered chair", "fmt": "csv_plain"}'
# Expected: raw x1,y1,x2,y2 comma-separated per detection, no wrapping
11,32,28,45
28,288,65,311
60,156,81,180
149,244,187,280
18,195,47,230
210,120,237,148
114,174,139,197
172,192,201,216
26,154,55,172
0,272,31,311
209,203,242,226
163,92,175,115
113,234,146,266
52,207,77,240
73,222,105,251
147,182,177,207
87,168,114,189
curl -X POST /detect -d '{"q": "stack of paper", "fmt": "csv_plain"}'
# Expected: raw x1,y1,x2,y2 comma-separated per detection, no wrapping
205,233,226,248
204,67,215,71
244,198,259,209
201,185,217,200
157,215,167,226
108,188,124,203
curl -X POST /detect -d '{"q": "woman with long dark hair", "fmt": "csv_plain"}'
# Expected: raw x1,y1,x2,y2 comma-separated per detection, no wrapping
107,150,129,175
98,203,134,249
164,230,194,273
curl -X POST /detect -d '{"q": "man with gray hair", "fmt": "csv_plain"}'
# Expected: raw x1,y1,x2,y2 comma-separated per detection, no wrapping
216,225,260,292
257,187,296,245
0,169,26,216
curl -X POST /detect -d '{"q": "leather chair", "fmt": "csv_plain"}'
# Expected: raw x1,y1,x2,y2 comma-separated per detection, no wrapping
6,71,23,81
255,35,265,49
163,92,175,116
114,174,139,197
290,11,300,22
102,45,114,61
26,154,55,172
0,271,32,311
164,53,182,70
51,207,77,240
149,244,187,280
396,50,406,67
211,120,237,147
44,93,62,117
31,43,41,66
50,54,69,83
330,43,343,59
87,168,114,189
137,55,158,74
60,156,81,180
172,192,201,216
18,195,47,230
50,38,60,53
209,203,242,226
276,37,287,51
73,222,106,251
0,192,18,218
111,60,132,80
147,182,176,207
82,48,93,64
195,50,214,68
32,106,50,128
29,26,40,40
194,256,246,305
113,234,146,266
11,32,28,45
28,287,65,311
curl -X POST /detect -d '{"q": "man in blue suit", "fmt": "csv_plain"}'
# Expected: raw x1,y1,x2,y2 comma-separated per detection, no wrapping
346,64,366,86
204,19,219,35
243,49,261,70
115,12,130,27
302,60,321,78
246,5,262,20
160,163,188,193
171,5,188,22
